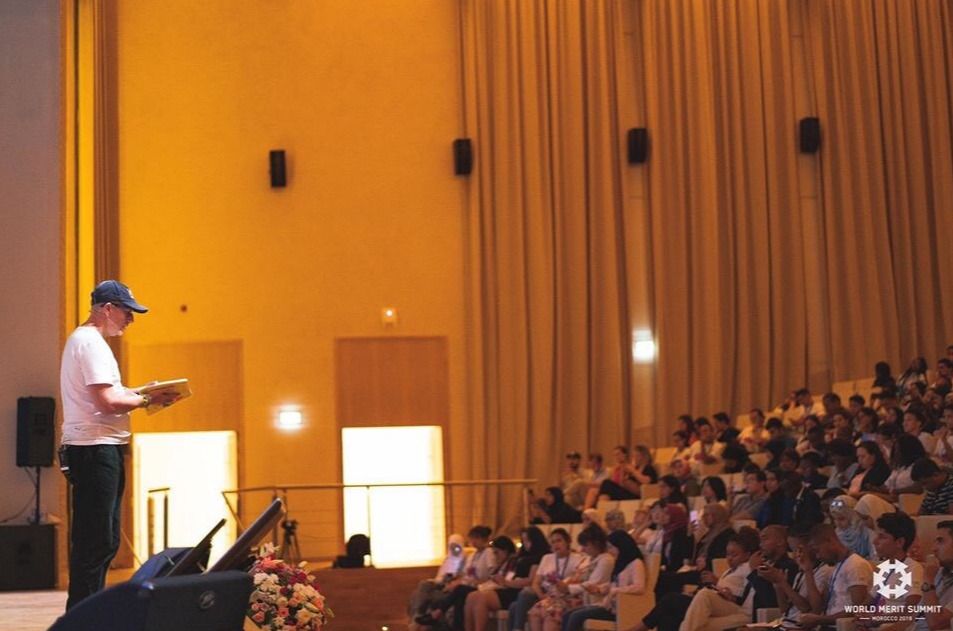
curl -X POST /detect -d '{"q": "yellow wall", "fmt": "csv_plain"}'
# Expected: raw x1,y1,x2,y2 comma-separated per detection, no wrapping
116,1,467,557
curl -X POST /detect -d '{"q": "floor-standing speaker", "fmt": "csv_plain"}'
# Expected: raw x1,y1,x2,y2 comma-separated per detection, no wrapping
0,524,57,590
17,396,55,467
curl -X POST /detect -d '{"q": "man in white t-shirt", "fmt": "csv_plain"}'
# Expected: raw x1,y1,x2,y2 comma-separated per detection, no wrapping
60,281,179,610
799,523,873,629
870,512,922,631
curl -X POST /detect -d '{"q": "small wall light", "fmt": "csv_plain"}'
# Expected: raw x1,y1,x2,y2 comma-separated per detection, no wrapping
277,407,303,430
381,307,399,327
632,329,657,363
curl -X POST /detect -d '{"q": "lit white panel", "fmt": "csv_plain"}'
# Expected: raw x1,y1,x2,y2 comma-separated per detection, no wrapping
342,426,445,568
133,431,237,566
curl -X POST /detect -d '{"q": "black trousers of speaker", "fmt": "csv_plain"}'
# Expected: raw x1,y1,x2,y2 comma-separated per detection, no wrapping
0,524,57,590
17,396,56,467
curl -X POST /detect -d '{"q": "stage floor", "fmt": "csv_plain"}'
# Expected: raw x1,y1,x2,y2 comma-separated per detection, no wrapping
0,589,66,631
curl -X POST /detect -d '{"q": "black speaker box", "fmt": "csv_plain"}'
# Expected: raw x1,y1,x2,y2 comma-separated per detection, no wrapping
799,117,821,153
17,396,55,467
269,149,287,187
0,524,57,591
453,138,473,175
627,127,649,164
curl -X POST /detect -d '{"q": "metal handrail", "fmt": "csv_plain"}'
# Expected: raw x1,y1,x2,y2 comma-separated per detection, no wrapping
220,479,537,562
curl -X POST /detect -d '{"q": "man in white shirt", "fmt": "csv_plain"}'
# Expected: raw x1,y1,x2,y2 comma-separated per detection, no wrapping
60,281,179,609
740,409,769,453
870,512,922,631
759,523,833,630
918,519,953,631
689,420,725,475
798,523,873,629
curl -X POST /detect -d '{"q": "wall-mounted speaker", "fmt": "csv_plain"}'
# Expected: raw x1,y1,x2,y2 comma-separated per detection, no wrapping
799,117,821,153
269,150,287,187
452,138,473,176
627,128,649,164
16,396,55,468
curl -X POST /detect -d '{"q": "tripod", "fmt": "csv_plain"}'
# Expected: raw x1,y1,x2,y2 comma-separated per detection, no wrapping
280,519,302,565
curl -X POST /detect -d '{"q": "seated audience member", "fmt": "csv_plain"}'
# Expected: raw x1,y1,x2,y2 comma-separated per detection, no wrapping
846,441,891,499
670,459,701,498
918,520,953,631
798,452,829,490
855,406,880,444
830,495,875,559
935,359,953,395
897,357,929,400
792,472,824,527
740,408,769,453
876,421,899,462
604,509,626,533
464,529,549,631
529,498,550,524
560,531,646,631
587,446,657,508
587,453,609,485
744,525,799,615
562,451,590,510
873,360,897,394
655,503,733,595
512,528,584,631
410,533,468,618
764,418,796,466
870,512,922,620
581,509,606,532
847,394,865,419
419,534,517,629
659,474,690,506
778,449,800,474
713,411,740,444
865,433,926,504
794,523,873,630
904,408,937,454
699,476,729,513
795,416,822,455
911,457,953,515
462,526,495,583
630,503,663,554
730,470,769,521
758,523,833,630
934,404,953,464
757,469,796,528
688,419,725,475
334,533,371,568
657,504,693,578
527,526,614,631
782,388,825,429
541,487,582,524
670,431,693,469
629,528,761,631
721,441,751,473
677,415,699,444
829,408,854,442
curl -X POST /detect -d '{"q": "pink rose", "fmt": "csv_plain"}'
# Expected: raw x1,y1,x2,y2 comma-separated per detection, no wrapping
252,612,265,623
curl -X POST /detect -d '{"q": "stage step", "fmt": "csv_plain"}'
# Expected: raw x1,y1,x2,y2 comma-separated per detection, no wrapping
311,566,436,631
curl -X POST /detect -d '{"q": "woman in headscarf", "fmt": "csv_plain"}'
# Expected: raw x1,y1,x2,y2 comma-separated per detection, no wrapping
542,486,582,524
560,531,646,631
650,504,693,600
654,503,732,596
830,495,875,559
409,533,467,618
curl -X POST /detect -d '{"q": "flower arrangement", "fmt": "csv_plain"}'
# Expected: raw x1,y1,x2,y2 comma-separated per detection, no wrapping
246,543,333,630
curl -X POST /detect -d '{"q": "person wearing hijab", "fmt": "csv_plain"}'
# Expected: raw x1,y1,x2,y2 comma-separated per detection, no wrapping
560,531,646,631
651,504,694,601
830,495,875,559
655,503,733,595
409,533,468,618
542,487,583,524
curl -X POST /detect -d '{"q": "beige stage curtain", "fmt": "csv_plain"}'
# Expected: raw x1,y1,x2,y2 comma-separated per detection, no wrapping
459,0,634,530
460,0,953,529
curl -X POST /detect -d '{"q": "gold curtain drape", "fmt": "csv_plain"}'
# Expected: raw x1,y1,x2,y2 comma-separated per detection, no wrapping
460,0,632,529
460,0,953,528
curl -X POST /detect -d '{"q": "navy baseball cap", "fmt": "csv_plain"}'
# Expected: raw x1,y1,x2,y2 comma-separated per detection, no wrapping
91,280,149,313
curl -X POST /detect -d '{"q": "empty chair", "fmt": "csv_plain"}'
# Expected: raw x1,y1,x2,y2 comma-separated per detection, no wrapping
899,493,924,515
640,484,660,501
618,499,641,525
